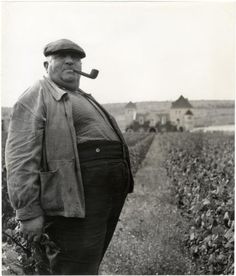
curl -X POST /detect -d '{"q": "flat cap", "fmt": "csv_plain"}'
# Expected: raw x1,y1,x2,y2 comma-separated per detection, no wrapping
43,39,86,58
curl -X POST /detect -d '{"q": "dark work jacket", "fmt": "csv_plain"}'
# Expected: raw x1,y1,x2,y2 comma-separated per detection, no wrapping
5,77,134,221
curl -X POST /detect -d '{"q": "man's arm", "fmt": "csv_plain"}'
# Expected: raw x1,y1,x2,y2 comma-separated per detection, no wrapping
5,84,46,239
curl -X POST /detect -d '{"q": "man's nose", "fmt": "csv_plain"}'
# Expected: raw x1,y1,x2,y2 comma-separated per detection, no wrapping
64,55,74,64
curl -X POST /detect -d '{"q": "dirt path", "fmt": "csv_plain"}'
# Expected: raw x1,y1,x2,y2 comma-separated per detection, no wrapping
100,136,196,275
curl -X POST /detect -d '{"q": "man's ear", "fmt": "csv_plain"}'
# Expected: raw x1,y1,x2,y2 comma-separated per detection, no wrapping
43,61,49,72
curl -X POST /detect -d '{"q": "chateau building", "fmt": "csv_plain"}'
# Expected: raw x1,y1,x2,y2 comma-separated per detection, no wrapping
125,95,194,132
170,95,194,131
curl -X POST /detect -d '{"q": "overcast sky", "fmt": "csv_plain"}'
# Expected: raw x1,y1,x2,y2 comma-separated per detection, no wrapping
1,1,235,107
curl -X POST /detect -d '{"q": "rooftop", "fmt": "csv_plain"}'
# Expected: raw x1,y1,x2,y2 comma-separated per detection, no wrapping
171,95,193,109
125,101,136,109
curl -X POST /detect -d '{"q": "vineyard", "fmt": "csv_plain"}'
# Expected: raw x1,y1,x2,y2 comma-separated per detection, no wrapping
158,132,234,275
2,131,155,275
2,130,234,275
123,132,155,175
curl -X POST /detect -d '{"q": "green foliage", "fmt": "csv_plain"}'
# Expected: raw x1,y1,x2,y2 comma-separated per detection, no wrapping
124,133,155,174
2,228,60,275
159,132,234,275
123,132,150,146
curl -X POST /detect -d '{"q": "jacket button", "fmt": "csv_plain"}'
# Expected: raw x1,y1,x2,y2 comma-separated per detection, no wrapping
96,148,100,153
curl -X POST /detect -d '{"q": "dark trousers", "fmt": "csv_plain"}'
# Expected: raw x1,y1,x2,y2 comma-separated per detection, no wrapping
45,141,130,275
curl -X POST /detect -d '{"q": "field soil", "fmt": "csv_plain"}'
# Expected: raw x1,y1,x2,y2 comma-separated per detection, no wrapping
100,135,196,275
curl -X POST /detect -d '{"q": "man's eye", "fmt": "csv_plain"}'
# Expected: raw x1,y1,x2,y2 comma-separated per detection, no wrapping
54,53,65,59
71,54,81,60
54,53,81,61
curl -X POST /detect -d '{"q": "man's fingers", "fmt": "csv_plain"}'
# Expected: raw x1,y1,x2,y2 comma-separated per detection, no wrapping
20,229,40,243
23,233,28,240
19,216,44,242
33,234,41,243
28,231,41,243
18,229,24,238
20,227,28,240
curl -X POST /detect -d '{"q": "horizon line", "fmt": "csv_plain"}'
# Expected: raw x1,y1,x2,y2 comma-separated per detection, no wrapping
2,98,235,109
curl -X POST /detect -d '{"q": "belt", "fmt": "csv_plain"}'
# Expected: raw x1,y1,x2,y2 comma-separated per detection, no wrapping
77,140,126,162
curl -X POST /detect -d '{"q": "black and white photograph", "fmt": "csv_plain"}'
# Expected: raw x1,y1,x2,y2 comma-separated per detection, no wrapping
2,0,235,275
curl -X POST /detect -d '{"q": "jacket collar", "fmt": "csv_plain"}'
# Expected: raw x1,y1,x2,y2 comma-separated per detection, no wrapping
77,88,93,99
43,76,68,101
43,77,95,102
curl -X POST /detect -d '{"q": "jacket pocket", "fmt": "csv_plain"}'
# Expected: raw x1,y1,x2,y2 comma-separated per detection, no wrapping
39,169,64,211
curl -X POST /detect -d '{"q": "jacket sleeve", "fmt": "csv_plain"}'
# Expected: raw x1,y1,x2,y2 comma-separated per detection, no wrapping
5,84,46,221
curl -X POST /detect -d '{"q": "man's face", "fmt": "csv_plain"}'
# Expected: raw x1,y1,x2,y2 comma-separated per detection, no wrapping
45,51,82,91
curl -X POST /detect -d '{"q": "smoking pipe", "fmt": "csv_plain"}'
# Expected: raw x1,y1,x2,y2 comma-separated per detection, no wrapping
74,69,99,79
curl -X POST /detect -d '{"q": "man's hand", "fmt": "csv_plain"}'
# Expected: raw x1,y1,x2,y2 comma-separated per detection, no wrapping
20,215,44,242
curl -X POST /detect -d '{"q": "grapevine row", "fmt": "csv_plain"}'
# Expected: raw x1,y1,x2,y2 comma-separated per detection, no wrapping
125,133,155,175
158,132,234,275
